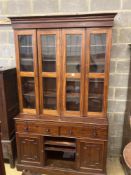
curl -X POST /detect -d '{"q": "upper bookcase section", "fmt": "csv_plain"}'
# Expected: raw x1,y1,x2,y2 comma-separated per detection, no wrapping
9,13,117,29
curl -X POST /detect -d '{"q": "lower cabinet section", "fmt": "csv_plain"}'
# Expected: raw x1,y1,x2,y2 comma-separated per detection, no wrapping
16,133,107,175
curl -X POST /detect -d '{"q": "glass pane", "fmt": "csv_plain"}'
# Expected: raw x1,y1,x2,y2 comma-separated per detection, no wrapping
41,35,56,72
43,78,56,110
66,79,80,111
66,35,81,73
88,79,104,112
90,33,106,73
22,77,36,109
19,35,34,72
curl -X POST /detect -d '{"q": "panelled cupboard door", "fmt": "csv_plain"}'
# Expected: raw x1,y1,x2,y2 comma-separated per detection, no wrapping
77,140,106,173
61,29,85,117
37,30,60,116
15,30,39,114
85,29,112,117
16,134,43,166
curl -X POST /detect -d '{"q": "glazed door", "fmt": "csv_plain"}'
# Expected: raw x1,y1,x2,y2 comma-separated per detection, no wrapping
85,29,112,116
17,134,43,165
15,30,39,114
77,139,106,172
62,29,85,117
37,30,60,116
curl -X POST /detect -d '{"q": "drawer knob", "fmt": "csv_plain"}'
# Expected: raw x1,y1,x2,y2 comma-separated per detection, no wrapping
45,129,50,134
67,130,73,135
34,155,38,159
24,127,28,132
84,146,87,150
93,128,97,137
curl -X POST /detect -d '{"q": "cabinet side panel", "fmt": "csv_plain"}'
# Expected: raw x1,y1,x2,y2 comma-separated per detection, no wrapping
4,69,19,138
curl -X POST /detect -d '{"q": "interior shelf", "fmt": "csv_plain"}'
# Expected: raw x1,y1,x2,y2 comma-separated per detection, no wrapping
67,93,80,98
43,59,56,62
23,91,35,97
45,141,76,148
20,45,32,48
90,45,106,47
90,63,104,65
21,58,33,61
45,147,76,153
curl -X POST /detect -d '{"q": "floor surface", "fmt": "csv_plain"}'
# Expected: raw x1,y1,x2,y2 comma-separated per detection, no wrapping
5,158,125,175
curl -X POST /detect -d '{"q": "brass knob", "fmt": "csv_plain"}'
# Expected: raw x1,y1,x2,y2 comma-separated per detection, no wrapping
93,128,97,137
24,127,28,132
45,129,50,134
67,129,73,135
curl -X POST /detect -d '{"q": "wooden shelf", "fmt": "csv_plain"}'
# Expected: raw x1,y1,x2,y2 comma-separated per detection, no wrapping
21,58,33,61
45,141,76,148
67,93,80,98
45,146,76,153
90,63,104,66
91,45,106,47
20,45,32,48
23,91,35,97
43,59,56,62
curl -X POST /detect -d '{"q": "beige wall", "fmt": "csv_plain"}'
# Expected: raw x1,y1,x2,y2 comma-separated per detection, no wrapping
0,0,131,157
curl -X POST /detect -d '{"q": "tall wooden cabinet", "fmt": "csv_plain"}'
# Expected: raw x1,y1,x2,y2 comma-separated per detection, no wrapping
10,13,116,175
0,122,6,175
0,68,19,168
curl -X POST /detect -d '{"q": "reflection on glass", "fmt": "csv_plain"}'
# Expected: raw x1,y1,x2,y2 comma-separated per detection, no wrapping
22,77,35,109
88,79,104,112
41,35,56,72
43,78,56,110
66,35,81,73
66,79,80,111
19,35,34,72
90,33,106,73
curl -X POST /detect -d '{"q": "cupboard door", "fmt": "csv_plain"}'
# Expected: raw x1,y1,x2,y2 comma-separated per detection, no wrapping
62,29,85,117
15,30,39,114
77,140,106,172
37,30,60,116
17,134,43,165
85,29,112,116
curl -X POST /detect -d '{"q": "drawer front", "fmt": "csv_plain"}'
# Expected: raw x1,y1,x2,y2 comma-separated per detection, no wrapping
60,127,80,137
28,123,59,136
16,121,59,136
16,122,28,133
60,126,92,138
60,126,107,139
95,127,108,139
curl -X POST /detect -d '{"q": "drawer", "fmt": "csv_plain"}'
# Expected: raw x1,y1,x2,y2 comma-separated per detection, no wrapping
16,121,28,133
28,122,59,136
16,121,59,136
94,126,108,139
60,126,107,139
60,126,92,138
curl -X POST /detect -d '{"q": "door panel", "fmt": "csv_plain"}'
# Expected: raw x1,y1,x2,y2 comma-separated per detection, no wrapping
21,77,36,109
18,35,34,72
88,78,104,112
77,140,106,172
41,34,56,72
85,29,112,116
17,134,43,165
62,29,85,117
15,30,39,114
37,30,60,116
89,33,106,73
66,78,80,111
